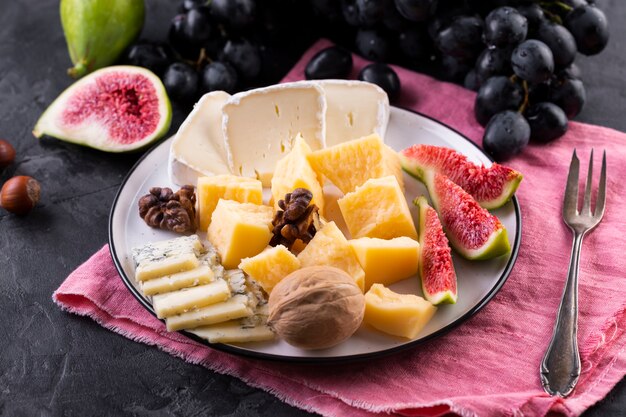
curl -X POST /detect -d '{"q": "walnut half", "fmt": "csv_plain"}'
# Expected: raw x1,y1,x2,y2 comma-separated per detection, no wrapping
270,188,320,249
138,185,196,234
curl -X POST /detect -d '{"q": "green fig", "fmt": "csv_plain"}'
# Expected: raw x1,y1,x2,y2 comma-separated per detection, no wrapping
60,0,145,79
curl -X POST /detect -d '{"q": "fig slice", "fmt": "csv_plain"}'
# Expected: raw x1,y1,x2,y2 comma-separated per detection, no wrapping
33,66,171,153
415,196,457,305
400,144,522,209
425,172,510,260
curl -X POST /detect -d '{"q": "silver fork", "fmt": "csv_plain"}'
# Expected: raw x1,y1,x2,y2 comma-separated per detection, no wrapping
540,149,607,397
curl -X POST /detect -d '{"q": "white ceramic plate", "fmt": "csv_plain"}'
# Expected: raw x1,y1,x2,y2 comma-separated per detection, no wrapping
109,107,521,363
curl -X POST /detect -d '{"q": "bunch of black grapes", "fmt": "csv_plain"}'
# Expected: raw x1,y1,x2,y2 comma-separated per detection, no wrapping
123,0,318,103
122,0,609,162
307,0,609,161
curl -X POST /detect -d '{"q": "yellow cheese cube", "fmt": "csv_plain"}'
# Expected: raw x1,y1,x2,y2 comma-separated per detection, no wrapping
307,134,404,194
297,221,365,292
271,134,324,214
197,175,263,232
239,245,301,293
207,200,274,269
349,237,419,291
364,284,436,339
338,176,417,240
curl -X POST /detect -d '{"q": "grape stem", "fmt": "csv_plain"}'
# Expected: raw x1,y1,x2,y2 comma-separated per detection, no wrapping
518,80,530,115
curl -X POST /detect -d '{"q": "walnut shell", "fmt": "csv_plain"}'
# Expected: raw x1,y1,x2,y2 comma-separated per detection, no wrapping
267,266,365,350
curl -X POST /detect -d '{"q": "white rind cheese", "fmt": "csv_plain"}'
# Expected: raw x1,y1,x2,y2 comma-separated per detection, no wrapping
141,265,214,296
169,91,232,186
152,279,231,318
165,294,253,331
222,82,326,184
317,80,390,147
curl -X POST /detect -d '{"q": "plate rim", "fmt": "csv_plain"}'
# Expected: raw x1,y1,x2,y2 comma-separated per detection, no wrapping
108,107,522,364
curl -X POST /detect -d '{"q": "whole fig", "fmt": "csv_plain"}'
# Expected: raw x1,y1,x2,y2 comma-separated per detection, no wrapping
61,0,145,78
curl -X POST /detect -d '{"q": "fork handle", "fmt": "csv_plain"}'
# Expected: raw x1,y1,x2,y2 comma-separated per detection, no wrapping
540,232,584,397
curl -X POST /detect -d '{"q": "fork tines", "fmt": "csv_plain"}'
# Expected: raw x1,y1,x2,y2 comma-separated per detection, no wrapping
563,149,607,221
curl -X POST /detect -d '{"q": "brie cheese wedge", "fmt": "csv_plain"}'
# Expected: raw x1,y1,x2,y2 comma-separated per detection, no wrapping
316,80,390,147
169,91,232,186
222,82,326,185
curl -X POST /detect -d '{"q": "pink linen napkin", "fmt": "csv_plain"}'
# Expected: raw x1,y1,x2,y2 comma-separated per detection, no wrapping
54,39,626,417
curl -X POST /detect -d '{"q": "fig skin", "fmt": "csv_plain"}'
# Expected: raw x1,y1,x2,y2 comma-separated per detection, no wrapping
268,266,365,350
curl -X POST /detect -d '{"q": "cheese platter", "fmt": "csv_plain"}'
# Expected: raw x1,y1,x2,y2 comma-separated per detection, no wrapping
109,80,521,362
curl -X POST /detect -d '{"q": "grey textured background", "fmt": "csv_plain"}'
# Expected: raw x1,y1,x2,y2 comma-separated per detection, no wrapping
0,0,624,416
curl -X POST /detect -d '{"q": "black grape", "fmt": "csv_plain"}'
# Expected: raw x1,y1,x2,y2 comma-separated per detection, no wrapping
549,77,586,118
394,0,438,22
516,4,544,33
533,21,577,69
220,39,261,81
125,42,173,77
482,110,530,161
564,5,609,55
183,7,212,45
163,62,198,102
200,61,238,94
398,27,431,63
358,63,401,101
559,63,582,80
511,39,554,84
210,0,256,31
168,14,201,59
439,55,473,82
305,46,353,79
355,29,393,61
525,102,568,143
483,7,528,47
352,0,387,26
474,76,524,126
474,47,511,83
464,69,480,91
383,4,413,32
434,15,484,60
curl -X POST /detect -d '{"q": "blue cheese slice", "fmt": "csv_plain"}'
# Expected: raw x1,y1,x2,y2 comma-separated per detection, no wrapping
168,91,232,186
141,265,214,296
222,82,326,185
165,294,253,331
189,305,274,343
152,279,231,318
132,235,203,266
135,253,199,282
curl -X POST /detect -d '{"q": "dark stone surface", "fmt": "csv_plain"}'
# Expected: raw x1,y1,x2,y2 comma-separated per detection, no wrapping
0,0,624,416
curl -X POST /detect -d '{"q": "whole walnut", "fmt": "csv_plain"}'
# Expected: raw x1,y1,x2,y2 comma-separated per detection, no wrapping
268,266,365,350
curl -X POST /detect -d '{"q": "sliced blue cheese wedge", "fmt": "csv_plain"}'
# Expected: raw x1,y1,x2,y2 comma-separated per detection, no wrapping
135,253,199,282
152,279,231,319
132,235,203,266
189,305,274,343
165,294,253,331
141,264,214,296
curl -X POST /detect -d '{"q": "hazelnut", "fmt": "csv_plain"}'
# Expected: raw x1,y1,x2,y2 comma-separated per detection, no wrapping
0,176,41,215
268,266,365,350
0,139,16,169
